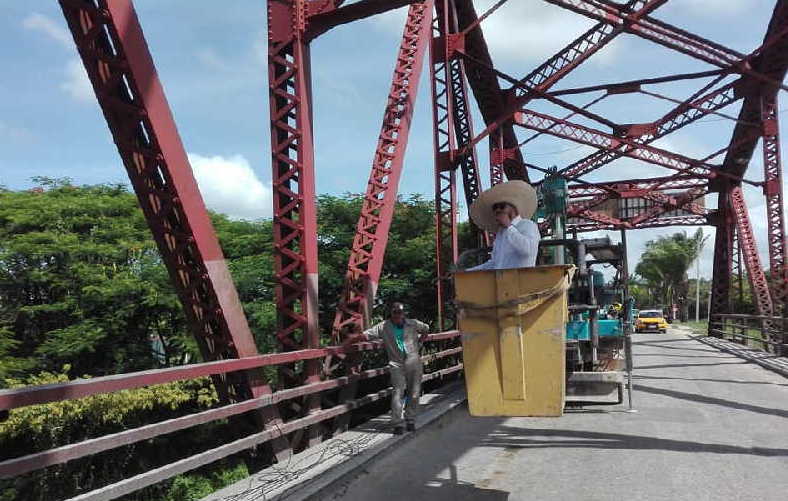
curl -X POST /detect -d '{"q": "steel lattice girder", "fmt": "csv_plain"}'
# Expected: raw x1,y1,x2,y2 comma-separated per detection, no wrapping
461,0,666,174
332,1,433,338
453,0,528,182
710,0,788,324
560,79,741,179
569,214,708,233
728,186,774,316
544,0,786,89
267,0,325,449
761,95,788,313
431,0,462,329
567,175,709,197
58,0,289,456
513,109,720,179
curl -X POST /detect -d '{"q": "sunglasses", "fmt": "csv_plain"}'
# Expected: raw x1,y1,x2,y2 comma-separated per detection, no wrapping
492,202,510,211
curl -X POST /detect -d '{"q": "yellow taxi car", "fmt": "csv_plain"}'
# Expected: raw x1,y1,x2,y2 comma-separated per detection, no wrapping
635,309,668,333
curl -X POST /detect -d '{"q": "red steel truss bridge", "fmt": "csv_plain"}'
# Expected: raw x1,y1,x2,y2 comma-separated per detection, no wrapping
0,1,786,500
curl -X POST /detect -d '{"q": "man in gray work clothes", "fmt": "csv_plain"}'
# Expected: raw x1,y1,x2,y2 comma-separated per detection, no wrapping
345,302,430,434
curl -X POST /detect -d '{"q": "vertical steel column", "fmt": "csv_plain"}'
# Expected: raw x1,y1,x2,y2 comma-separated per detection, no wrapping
333,1,434,337
728,186,774,317
267,0,321,449
430,0,460,329
709,191,733,336
59,0,289,457
760,94,787,315
268,0,320,351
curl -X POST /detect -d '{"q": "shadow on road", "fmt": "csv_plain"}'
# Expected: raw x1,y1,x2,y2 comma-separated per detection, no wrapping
635,361,750,370
419,465,510,501
634,383,788,418
633,374,788,387
477,425,788,457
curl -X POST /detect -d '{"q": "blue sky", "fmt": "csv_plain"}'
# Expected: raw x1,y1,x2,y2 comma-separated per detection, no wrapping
1,0,785,280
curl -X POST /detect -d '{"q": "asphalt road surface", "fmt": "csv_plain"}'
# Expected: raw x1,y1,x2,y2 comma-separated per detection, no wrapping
325,330,788,501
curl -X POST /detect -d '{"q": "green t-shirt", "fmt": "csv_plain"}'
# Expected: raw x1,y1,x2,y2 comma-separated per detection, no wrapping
393,324,406,354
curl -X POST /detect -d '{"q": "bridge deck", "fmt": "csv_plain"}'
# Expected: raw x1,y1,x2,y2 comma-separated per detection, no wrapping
327,331,788,501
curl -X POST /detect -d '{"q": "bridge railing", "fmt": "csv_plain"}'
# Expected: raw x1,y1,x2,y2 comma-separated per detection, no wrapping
0,331,462,501
709,314,787,355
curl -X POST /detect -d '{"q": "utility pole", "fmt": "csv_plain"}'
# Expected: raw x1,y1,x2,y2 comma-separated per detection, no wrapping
696,256,701,323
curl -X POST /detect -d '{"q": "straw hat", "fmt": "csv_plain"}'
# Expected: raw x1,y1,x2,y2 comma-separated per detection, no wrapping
470,180,538,232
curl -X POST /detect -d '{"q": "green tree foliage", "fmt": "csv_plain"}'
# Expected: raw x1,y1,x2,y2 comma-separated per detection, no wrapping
315,194,440,333
633,229,707,319
0,178,189,378
1,182,453,501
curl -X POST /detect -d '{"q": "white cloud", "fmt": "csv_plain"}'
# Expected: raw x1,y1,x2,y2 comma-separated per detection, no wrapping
22,14,94,104
60,58,94,102
22,12,72,47
188,153,272,220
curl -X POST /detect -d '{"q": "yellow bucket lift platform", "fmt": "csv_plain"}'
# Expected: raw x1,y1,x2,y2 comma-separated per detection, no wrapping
454,265,575,417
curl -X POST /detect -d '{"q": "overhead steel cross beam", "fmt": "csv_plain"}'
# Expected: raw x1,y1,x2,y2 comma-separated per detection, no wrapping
458,0,667,167
570,214,709,233
306,0,418,39
560,77,741,179
568,175,708,197
567,186,708,228
513,109,720,179
59,0,290,457
542,0,788,90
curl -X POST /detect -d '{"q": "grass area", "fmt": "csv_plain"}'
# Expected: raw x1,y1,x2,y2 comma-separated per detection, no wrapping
680,320,709,334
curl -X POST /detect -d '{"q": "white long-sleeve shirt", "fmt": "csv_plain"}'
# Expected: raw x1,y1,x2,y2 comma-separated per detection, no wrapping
468,216,540,271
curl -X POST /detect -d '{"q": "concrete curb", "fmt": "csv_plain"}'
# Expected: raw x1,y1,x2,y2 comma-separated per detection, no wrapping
202,381,468,501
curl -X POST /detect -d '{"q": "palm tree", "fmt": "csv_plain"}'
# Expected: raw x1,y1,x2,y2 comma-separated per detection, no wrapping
634,229,707,320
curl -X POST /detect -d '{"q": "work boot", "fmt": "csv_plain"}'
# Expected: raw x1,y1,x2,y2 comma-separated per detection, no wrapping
406,422,416,432
393,426,405,435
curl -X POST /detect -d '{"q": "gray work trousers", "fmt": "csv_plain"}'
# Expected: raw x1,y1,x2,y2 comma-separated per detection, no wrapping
389,356,423,426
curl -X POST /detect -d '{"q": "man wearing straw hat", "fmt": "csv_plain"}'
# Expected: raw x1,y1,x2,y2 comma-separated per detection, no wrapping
467,180,540,271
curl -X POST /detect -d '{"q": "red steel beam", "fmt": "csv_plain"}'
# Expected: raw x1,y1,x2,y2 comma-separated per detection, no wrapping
431,0,461,329
551,69,726,97
728,186,774,316
629,188,708,225
0,332,459,411
332,0,433,337
513,109,719,179
21,363,465,501
569,214,708,233
541,0,787,90
711,0,787,322
267,0,323,449
567,175,708,197
453,0,528,182
461,0,666,163
306,0,417,39
560,79,740,179
716,4,788,187
57,0,275,406
760,94,787,314
329,0,433,435
709,192,734,332
268,0,320,353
